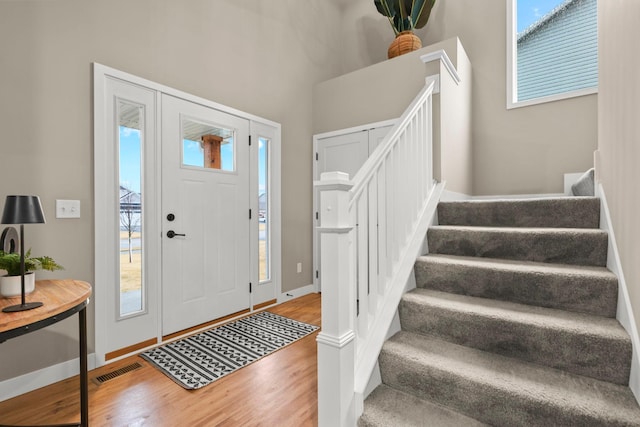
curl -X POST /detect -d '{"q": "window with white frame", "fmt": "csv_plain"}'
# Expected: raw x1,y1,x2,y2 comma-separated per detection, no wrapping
507,0,598,108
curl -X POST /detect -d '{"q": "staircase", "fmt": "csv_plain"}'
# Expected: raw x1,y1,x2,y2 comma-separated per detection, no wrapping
359,197,640,426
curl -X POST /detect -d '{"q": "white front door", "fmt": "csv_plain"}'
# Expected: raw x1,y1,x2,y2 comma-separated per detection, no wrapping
161,94,250,336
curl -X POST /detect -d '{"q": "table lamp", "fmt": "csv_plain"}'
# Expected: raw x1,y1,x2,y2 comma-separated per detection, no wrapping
1,195,46,312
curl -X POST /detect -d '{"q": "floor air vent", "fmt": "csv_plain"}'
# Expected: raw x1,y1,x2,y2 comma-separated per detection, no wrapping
92,362,143,385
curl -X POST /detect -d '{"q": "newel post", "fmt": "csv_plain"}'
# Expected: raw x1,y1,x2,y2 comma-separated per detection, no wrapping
315,171,356,427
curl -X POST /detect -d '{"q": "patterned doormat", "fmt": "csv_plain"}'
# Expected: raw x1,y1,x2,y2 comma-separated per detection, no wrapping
141,311,319,390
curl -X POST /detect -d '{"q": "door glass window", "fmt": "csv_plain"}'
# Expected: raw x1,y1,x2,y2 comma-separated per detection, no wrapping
181,117,235,171
118,100,144,317
259,137,270,282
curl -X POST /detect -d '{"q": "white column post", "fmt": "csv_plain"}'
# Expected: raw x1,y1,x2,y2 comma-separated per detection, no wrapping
315,171,356,427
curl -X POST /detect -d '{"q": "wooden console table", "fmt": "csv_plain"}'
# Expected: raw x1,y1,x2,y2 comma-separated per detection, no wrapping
0,279,92,427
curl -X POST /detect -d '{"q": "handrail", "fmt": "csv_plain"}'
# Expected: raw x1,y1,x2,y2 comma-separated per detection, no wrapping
350,82,436,204
316,81,438,427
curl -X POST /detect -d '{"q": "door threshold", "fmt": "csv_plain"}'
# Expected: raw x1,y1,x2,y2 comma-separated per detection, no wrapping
162,308,250,342
105,337,158,361
253,298,278,311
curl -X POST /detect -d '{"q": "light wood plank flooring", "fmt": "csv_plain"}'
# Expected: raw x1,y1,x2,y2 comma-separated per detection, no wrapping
0,293,321,427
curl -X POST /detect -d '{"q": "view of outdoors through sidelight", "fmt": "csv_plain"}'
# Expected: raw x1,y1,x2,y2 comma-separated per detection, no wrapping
118,101,144,317
118,113,271,317
259,137,270,282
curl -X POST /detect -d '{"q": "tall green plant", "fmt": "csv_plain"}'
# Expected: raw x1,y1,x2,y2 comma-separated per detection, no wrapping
374,0,437,36
0,249,64,276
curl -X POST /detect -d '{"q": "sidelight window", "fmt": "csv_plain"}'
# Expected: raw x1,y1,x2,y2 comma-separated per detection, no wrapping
259,137,271,282
118,100,144,317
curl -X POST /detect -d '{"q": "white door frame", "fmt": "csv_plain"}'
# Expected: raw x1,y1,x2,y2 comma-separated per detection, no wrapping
94,63,282,366
312,119,397,292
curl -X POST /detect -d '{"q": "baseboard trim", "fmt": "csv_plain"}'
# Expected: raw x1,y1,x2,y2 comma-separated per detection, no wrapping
278,284,315,303
442,191,571,201
597,183,640,403
470,192,566,200
441,189,472,201
0,353,97,402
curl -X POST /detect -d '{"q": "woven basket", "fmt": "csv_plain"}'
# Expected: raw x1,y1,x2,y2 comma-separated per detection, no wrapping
387,31,422,59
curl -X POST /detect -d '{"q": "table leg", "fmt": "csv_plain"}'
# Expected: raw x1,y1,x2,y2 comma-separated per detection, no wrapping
79,308,88,427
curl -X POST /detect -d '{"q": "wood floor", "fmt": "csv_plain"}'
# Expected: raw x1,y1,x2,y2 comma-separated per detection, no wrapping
0,293,321,427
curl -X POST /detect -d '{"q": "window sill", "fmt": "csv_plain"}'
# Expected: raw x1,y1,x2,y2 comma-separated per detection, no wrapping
507,86,598,110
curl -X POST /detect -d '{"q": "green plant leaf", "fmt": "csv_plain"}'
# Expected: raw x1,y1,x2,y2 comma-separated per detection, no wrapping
397,0,410,25
393,14,402,31
0,249,64,276
404,17,414,31
0,251,21,276
403,0,414,19
413,0,436,29
374,0,395,17
35,256,64,272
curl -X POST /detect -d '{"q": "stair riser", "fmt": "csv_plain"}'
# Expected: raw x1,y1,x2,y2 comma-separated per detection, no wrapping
399,297,632,385
414,259,618,317
427,228,608,266
358,385,490,427
437,198,600,228
379,346,633,427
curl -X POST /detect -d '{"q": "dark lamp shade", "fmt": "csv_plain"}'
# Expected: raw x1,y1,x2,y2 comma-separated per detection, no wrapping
1,195,46,224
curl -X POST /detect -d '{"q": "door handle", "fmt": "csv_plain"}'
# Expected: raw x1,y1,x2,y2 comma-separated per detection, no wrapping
167,230,186,238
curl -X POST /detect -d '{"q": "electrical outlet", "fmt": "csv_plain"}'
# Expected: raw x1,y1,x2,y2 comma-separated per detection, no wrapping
296,262,302,273
56,199,81,218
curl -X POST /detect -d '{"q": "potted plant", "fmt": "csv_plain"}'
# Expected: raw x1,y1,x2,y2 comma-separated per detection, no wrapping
374,0,437,58
0,249,64,297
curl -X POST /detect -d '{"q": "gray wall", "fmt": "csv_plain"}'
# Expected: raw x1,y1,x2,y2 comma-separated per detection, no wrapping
313,37,474,195
313,39,454,134
0,0,344,380
339,0,597,196
598,1,640,358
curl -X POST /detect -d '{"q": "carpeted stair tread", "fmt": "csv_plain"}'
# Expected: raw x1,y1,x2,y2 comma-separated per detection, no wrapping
428,226,608,266
399,288,631,384
414,254,618,317
379,331,640,426
358,384,489,427
437,197,599,228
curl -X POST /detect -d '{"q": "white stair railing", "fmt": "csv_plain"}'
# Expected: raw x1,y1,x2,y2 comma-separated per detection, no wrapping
316,80,440,427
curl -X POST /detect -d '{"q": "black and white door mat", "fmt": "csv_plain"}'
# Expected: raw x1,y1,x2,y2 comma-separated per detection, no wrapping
141,311,319,390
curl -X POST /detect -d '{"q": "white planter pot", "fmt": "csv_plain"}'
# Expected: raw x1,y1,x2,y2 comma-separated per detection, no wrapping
0,272,35,297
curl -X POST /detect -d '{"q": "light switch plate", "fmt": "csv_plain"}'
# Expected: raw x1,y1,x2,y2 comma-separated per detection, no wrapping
56,199,81,218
